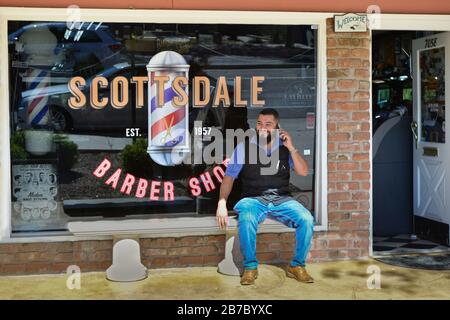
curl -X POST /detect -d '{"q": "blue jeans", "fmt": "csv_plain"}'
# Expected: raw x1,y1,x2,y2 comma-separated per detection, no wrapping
233,197,314,270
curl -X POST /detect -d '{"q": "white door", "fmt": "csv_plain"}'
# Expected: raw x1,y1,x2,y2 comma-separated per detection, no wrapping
412,32,450,243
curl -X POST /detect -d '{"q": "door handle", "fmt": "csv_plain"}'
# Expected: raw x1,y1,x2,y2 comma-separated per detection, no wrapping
411,121,418,149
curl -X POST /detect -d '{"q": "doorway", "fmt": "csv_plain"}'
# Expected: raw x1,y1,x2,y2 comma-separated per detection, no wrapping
372,30,450,255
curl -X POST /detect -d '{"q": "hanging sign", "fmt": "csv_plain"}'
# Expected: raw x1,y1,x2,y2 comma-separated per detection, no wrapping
334,13,367,33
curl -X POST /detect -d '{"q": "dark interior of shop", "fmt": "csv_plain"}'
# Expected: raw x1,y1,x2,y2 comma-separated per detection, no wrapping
372,30,449,254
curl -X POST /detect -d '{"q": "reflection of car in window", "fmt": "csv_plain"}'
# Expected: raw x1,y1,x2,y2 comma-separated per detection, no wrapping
17,63,141,132
17,62,240,134
8,22,124,78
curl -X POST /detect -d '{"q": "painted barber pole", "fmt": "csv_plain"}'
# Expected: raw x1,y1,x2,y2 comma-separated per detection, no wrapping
25,68,50,126
147,51,190,166
18,26,60,155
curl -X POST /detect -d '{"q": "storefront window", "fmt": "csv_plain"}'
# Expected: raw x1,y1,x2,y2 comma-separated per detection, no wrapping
8,21,318,233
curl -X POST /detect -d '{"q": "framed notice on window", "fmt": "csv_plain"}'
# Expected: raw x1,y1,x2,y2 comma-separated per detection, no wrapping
11,161,60,229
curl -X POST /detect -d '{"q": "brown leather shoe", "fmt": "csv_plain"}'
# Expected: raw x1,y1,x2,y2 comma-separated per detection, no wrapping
286,265,314,283
240,269,258,285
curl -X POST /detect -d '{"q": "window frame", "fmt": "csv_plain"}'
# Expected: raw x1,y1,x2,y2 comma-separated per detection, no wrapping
0,7,330,241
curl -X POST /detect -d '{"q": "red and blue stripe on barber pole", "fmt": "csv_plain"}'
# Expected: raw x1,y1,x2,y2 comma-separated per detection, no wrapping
149,70,186,148
26,68,50,126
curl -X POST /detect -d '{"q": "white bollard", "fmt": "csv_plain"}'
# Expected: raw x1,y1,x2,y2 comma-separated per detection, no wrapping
106,238,148,282
217,221,244,276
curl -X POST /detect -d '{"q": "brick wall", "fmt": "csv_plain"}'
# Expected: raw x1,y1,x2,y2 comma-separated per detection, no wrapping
0,18,372,275
323,18,371,259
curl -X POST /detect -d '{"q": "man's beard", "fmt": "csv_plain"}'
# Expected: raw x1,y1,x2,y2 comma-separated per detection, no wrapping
256,129,272,144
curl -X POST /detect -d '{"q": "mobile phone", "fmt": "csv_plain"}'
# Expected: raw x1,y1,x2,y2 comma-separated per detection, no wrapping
278,123,287,141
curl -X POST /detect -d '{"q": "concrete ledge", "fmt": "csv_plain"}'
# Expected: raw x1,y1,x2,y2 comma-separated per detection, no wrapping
67,216,301,237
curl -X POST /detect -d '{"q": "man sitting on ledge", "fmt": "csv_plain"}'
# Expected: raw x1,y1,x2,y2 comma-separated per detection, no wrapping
216,108,315,285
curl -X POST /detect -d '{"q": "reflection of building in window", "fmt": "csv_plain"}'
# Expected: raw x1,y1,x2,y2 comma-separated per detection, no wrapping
8,21,318,229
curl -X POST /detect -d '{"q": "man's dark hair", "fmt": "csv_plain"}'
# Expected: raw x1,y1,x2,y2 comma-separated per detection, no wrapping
258,108,279,120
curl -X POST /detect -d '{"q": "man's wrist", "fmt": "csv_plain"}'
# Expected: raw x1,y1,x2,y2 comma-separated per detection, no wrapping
288,147,298,153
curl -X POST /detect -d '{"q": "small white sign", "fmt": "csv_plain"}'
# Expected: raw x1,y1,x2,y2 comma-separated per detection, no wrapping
303,149,311,156
334,13,367,33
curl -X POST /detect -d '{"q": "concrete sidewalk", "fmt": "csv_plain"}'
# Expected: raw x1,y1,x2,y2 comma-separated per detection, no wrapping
0,258,449,299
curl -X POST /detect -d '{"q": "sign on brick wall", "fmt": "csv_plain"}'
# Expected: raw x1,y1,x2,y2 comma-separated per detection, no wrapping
334,13,368,33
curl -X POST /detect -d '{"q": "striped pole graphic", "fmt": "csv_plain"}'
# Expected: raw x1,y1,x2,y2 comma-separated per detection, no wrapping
25,68,50,126
149,70,186,148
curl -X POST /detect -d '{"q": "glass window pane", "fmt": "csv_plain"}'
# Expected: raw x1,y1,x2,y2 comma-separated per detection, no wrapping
420,47,445,143
8,21,318,234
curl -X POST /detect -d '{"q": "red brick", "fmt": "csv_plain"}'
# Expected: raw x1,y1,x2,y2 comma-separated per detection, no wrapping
24,263,52,273
328,153,350,161
329,212,350,221
352,112,370,121
259,233,281,243
353,132,371,141
328,48,351,57
149,257,178,268
0,264,26,274
328,112,351,121
339,202,359,210
338,79,357,89
354,69,370,78
0,253,16,264
328,172,351,182
352,153,369,161
280,233,295,241
336,182,359,191
328,123,337,131
204,255,222,265
338,58,363,68
337,142,361,152
329,239,348,249
143,248,168,256
88,250,112,262
338,220,359,230
0,244,20,253
359,201,370,210
256,252,278,262
337,162,359,171
352,192,369,200
19,243,49,252
328,142,335,152
328,92,352,101
354,91,370,100
190,245,218,255
328,192,351,201
337,122,362,132
327,79,336,89
176,236,208,246
279,251,294,261
331,102,360,111
361,182,371,190
327,38,337,48
54,253,74,262
308,250,329,260
178,256,204,266
361,122,370,130
268,242,294,251
328,69,351,78
361,161,371,170
359,81,370,90
328,132,350,142
352,172,370,180
358,221,370,229
351,48,370,58
351,212,370,221
167,247,191,256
